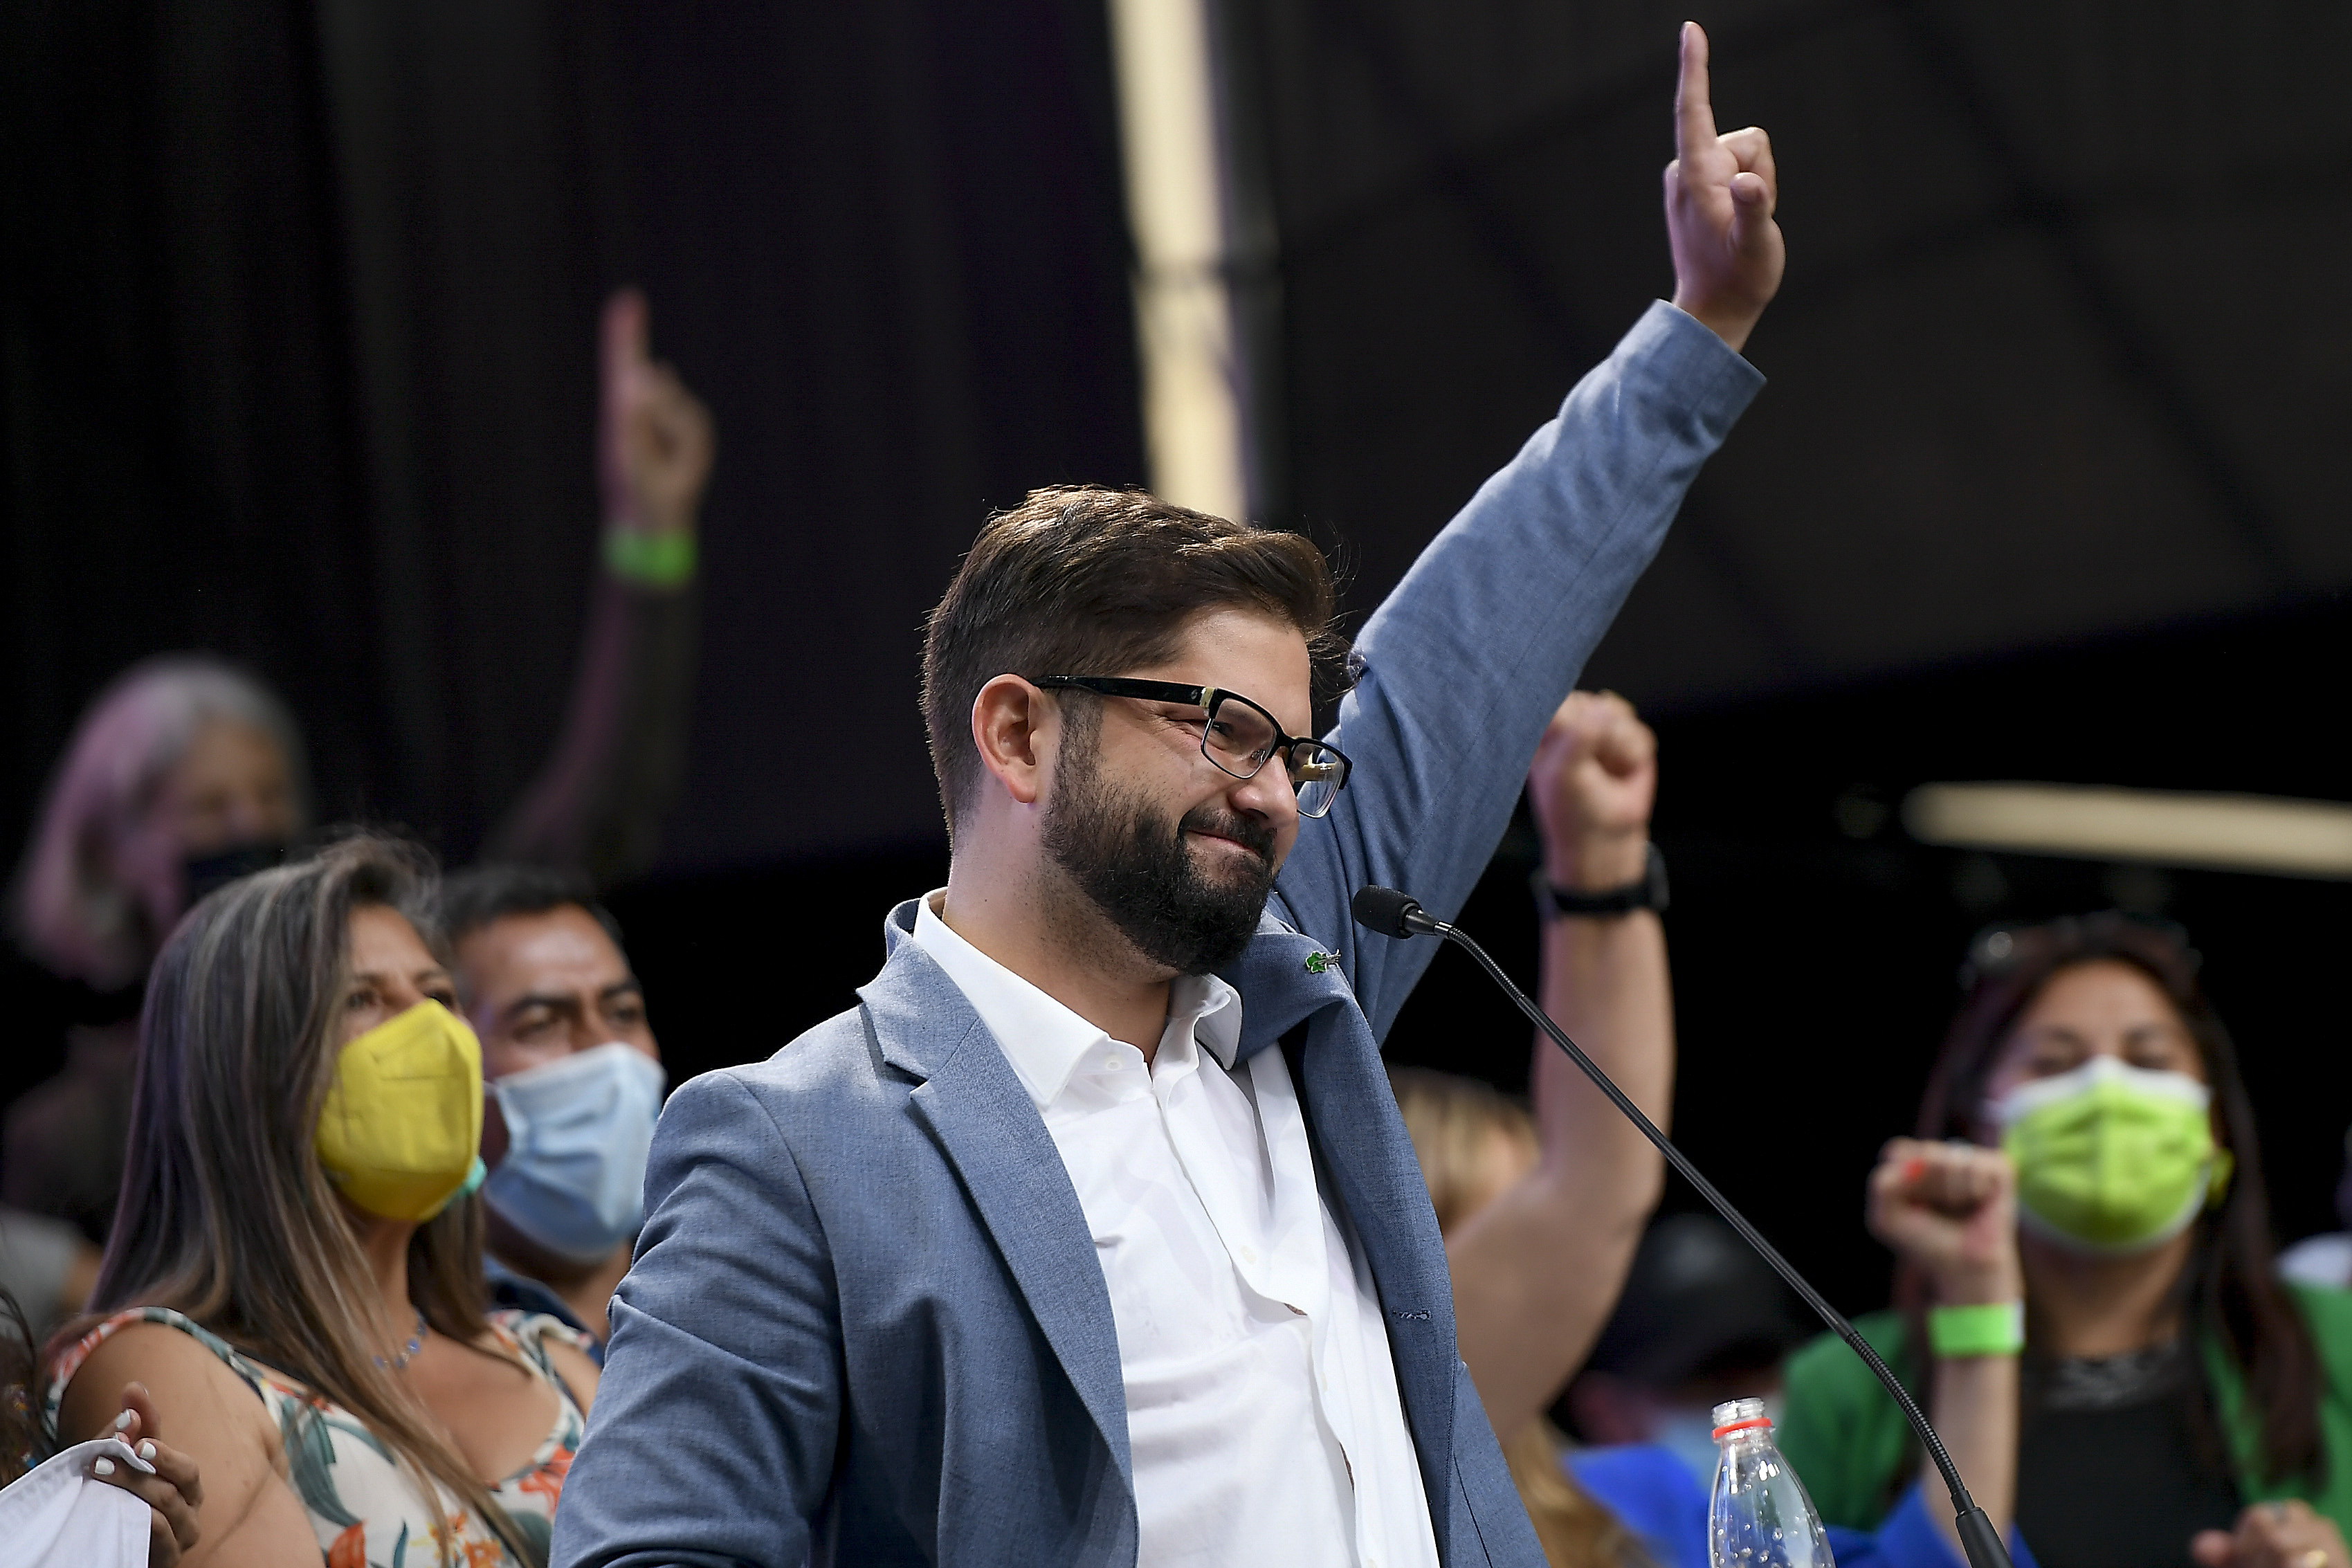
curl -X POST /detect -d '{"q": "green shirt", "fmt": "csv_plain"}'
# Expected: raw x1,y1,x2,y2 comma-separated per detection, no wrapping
1779,1286,2352,1537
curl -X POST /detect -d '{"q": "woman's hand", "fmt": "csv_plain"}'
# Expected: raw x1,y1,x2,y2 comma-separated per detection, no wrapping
2194,1501,2351,1568
89,1383,203,1566
1528,691,1655,891
1866,1138,2022,1304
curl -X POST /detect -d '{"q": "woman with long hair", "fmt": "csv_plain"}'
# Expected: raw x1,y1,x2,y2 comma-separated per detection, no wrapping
1780,913,2352,1568
43,835,598,1567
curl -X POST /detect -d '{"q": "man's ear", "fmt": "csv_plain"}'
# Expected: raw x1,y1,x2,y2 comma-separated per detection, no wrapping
969,675,1055,808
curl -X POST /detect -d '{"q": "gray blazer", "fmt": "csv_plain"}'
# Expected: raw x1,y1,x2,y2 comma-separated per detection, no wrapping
551,303,1763,1568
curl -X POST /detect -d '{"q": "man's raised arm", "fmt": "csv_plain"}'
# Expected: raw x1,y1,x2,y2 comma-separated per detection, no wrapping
1275,23,1782,1035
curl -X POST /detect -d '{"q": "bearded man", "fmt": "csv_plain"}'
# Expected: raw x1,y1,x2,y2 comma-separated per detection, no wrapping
556,24,1783,1568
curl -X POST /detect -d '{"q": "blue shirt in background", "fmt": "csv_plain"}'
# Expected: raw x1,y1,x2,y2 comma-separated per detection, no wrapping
1567,1444,2038,1568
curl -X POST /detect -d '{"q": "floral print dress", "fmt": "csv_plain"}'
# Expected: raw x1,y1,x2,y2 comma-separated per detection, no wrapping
47,1305,590,1567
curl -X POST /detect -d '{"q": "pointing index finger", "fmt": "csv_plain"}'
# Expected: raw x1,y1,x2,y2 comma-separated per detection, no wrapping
1675,21,1717,162
600,287,650,385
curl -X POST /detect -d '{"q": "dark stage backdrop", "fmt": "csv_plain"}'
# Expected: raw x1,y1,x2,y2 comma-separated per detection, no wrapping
1221,0,2352,700
1,0,1142,869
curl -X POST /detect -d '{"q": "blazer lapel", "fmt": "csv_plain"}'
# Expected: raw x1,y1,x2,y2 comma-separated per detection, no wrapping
860,906,1133,1483
1223,909,1359,1062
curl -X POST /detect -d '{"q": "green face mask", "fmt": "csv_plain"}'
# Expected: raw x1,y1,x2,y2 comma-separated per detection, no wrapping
1994,1056,2230,1255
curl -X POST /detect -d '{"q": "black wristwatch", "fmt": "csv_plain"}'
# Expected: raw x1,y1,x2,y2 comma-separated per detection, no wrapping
1531,842,1669,918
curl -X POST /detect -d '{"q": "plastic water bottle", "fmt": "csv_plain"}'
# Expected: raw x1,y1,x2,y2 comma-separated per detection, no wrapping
1708,1396,1834,1568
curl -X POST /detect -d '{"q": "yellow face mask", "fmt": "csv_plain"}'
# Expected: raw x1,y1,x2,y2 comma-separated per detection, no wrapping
316,1000,485,1223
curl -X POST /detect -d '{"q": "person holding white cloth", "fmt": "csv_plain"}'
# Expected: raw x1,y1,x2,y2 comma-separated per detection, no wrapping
0,1349,201,1567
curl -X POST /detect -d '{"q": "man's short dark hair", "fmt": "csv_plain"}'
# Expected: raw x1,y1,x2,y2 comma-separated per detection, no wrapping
440,863,627,956
920,486,1344,832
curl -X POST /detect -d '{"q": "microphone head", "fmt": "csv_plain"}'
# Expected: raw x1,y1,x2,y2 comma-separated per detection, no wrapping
1352,885,1428,939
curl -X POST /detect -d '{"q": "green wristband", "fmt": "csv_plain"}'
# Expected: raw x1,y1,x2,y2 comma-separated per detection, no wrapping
602,527,698,589
1928,1301,2023,1358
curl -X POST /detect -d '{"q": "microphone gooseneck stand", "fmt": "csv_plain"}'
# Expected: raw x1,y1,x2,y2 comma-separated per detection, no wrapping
1349,885,2015,1568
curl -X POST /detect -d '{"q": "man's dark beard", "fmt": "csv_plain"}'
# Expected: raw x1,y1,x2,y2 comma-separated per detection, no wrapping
1041,729,1277,976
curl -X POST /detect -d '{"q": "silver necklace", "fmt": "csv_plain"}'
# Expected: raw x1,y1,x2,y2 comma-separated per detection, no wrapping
374,1311,428,1374
2039,1337,2185,1412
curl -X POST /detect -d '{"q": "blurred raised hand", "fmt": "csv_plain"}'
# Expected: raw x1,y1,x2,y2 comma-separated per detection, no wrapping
1664,21,1785,352
2191,1499,2351,1568
597,288,715,543
1529,690,1657,891
1867,1138,2023,1305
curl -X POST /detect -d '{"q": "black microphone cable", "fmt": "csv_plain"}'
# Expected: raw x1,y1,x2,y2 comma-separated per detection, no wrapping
1350,884,2016,1568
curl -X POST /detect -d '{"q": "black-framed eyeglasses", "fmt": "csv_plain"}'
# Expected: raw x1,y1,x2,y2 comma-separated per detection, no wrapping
1032,675,1353,819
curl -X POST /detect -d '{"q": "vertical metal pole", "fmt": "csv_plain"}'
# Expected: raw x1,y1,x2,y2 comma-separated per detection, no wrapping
1105,0,1250,522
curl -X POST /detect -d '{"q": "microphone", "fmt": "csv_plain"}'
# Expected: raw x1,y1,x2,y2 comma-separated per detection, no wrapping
1351,885,2016,1568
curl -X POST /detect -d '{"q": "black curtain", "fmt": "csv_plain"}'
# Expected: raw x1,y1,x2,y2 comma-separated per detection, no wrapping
1,0,1142,872
1221,0,2352,705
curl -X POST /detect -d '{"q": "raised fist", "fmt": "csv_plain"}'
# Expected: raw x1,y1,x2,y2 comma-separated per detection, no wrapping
1529,691,1656,892
1866,1138,2023,1305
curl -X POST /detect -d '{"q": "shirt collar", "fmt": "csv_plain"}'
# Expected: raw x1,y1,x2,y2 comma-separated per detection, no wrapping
909,892,1244,1108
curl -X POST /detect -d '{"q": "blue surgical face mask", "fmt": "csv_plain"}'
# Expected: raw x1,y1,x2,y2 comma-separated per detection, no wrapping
484,1042,666,1265
1651,1408,1724,1488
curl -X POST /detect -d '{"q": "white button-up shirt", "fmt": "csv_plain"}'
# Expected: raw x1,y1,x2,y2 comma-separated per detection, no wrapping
911,895,1439,1568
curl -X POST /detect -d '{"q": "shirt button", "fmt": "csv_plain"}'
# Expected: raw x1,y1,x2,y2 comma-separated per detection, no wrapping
1239,1246,1258,1264
1102,1054,1121,1070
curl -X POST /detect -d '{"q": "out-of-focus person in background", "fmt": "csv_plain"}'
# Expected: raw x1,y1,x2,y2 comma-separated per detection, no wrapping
1780,915,2352,1568
1393,689,1677,1568
1,288,711,1266
49,835,598,1568
0,657,304,1302
2276,1129,2352,1290
444,864,666,1357
1560,1212,1812,1568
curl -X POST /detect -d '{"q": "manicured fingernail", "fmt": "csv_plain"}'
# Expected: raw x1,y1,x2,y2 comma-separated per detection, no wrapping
113,1410,134,1431
1903,1158,1927,1182
138,1441,156,1461
93,1457,115,1476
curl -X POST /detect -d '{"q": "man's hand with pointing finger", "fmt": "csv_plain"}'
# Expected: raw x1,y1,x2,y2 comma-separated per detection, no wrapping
1665,20,1785,353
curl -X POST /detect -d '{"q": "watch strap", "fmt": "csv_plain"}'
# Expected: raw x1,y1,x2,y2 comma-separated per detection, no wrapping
1532,842,1668,918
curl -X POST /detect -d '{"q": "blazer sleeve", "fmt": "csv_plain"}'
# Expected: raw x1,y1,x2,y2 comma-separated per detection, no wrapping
1273,301,1762,1038
550,1070,839,1568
